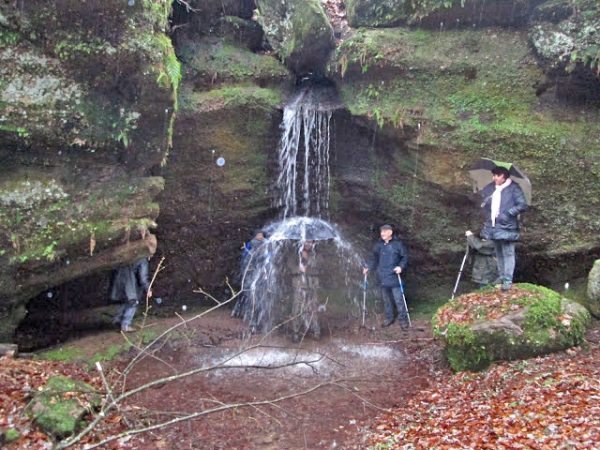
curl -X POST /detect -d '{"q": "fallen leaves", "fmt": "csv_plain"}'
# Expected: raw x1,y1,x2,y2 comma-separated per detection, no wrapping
366,346,600,449
435,286,540,329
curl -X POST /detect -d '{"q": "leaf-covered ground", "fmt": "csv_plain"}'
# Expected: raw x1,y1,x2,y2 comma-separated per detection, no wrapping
366,344,600,449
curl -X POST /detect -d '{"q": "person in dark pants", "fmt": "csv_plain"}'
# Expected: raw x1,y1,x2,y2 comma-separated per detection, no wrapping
480,166,528,291
110,257,152,332
363,224,409,328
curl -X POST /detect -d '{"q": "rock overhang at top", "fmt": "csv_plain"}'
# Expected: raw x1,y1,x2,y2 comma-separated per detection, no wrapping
255,0,335,75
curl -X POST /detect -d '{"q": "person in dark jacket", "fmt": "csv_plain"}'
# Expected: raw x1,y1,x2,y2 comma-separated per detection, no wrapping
479,166,528,291
110,257,152,332
466,230,498,288
363,224,409,328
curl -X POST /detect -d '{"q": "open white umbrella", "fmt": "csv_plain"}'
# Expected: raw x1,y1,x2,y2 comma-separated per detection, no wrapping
469,157,532,205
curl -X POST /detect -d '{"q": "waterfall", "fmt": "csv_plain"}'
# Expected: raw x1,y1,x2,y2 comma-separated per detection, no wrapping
236,83,364,338
276,88,333,219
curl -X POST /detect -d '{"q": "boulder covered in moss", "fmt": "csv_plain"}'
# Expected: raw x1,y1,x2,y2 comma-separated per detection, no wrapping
433,284,590,371
27,375,100,437
255,0,335,73
587,259,600,317
177,35,290,89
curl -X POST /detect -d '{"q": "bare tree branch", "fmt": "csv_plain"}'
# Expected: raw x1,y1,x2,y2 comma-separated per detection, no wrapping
79,381,339,450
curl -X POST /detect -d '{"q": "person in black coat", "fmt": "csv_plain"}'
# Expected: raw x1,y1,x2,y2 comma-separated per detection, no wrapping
363,224,409,328
480,166,528,291
109,257,152,332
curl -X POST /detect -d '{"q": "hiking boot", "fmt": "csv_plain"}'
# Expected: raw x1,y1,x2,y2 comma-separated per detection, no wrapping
121,325,138,333
381,318,395,328
501,281,512,292
399,318,410,330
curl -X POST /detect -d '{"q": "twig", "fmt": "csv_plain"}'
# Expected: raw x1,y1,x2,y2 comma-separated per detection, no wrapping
95,362,132,428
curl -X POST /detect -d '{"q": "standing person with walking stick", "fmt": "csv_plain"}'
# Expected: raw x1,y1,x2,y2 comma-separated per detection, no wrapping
363,224,410,329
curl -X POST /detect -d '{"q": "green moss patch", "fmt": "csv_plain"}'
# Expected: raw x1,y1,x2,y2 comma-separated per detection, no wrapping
27,376,100,437
180,38,289,88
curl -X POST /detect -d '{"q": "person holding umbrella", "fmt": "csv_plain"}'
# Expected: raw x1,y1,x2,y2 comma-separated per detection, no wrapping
363,224,409,328
478,164,528,291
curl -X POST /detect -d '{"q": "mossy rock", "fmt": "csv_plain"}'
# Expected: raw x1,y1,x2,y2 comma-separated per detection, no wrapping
256,0,335,74
433,284,591,372
27,375,100,437
327,27,600,258
1,428,20,444
346,0,542,28
177,36,290,88
529,0,600,92
586,259,600,317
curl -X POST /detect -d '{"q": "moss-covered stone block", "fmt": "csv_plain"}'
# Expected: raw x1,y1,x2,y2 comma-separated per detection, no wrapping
433,284,591,371
178,37,290,88
256,0,335,73
346,0,543,28
586,259,600,317
27,375,100,437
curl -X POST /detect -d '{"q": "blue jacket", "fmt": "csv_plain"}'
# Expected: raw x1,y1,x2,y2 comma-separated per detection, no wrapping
480,181,528,241
367,238,408,287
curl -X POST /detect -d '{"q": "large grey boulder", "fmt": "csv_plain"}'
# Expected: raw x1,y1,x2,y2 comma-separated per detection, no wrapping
433,284,590,372
587,259,600,317
256,0,335,74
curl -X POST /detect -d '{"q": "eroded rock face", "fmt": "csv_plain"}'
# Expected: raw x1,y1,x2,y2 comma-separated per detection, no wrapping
433,284,590,371
256,0,335,74
529,0,600,102
346,0,545,28
0,1,176,340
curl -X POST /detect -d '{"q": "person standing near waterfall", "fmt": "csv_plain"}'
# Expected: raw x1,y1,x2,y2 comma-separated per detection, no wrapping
363,224,409,328
289,240,321,342
479,166,528,291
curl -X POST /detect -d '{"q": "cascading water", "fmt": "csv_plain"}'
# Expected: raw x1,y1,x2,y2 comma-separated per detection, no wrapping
237,83,364,338
276,88,332,219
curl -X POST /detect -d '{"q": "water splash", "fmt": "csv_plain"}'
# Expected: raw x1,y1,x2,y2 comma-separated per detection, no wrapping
238,217,364,334
237,84,366,337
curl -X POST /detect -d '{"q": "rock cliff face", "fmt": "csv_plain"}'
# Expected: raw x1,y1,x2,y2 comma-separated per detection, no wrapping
0,0,177,340
1,0,599,344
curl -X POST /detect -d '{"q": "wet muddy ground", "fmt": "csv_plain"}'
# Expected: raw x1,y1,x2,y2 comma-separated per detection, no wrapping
110,310,447,449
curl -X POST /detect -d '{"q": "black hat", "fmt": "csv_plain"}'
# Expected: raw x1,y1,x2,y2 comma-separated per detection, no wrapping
380,224,393,230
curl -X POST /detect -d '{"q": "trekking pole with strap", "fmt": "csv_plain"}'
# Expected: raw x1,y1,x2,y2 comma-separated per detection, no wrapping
396,273,411,327
451,244,470,300
361,273,368,327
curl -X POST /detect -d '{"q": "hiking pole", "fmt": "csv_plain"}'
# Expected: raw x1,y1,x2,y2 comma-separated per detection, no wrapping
451,244,470,300
361,273,368,327
397,273,411,328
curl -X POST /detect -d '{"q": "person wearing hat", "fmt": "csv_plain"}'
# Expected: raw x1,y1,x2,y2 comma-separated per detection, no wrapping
479,166,528,291
363,224,409,328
